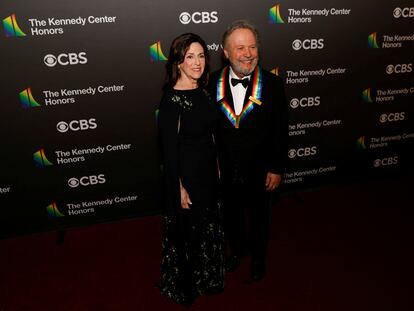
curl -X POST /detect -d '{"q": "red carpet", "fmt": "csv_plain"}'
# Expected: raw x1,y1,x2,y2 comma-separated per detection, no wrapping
1,175,412,311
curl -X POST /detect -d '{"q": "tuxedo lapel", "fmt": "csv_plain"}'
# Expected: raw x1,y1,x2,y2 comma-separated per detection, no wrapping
242,78,254,110
216,66,262,129
225,69,236,111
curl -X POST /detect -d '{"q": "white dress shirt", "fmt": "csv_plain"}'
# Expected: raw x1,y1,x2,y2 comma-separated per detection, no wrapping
229,67,250,115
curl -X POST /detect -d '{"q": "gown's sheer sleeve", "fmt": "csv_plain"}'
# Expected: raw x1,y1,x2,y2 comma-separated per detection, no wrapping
158,91,181,211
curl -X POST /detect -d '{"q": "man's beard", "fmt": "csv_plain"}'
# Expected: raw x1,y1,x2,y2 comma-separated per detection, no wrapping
230,58,258,77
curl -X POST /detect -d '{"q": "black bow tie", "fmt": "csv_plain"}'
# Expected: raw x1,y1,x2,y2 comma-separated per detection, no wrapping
231,78,249,88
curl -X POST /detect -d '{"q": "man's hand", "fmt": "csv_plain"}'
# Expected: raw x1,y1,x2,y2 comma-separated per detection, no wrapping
265,173,281,191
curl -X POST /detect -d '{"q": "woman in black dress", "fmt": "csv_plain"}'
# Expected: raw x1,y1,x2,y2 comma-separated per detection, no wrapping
156,33,224,306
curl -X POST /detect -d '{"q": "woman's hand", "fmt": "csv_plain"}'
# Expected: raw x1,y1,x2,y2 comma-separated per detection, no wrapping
265,173,281,191
180,183,192,209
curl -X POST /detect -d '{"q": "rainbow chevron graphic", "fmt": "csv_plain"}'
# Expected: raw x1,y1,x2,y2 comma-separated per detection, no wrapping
271,67,280,76
269,5,285,24
33,149,53,167
3,14,26,37
362,88,373,103
368,32,379,49
356,136,367,150
19,88,41,108
46,202,64,217
150,41,168,61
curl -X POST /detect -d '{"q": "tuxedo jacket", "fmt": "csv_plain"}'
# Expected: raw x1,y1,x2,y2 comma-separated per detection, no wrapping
208,66,288,183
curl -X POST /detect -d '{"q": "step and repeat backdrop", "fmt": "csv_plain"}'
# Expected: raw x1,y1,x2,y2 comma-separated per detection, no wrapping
1,0,413,237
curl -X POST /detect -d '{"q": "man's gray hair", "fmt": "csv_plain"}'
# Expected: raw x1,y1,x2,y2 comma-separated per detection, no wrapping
222,20,260,48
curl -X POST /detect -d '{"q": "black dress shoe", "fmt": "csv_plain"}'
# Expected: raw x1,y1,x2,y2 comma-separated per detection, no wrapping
225,254,241,272
250,260,266,281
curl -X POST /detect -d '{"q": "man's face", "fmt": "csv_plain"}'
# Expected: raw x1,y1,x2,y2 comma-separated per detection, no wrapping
224,28,259,78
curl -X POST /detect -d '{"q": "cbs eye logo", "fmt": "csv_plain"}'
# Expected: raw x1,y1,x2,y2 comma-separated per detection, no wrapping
386,63,412,74
68,175,106,188
288,146,317,158
56,122,69,132
44,52,87,67
292,39,324,50
179,12,192,24
44,54,57,67
290,97,320,109
56,119,98,133
373,156,398,167
393,7,414,18
179,11,218,24
379,112,405,123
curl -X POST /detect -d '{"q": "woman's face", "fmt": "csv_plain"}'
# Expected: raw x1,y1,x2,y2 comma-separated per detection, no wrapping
178,42,205,82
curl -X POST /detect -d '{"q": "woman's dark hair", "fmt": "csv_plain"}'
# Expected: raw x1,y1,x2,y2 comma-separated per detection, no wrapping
164,33,210,89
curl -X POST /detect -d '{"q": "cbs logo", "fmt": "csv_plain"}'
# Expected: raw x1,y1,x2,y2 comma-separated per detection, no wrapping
68,174,106,188
44,52,87,67
179,11,218,24
393,7,414,18
290,97,320,109
292,39,324,50
386,63,412,74
373,156,398,167
56,118,98,133
379,112,405,123
288,146,317,159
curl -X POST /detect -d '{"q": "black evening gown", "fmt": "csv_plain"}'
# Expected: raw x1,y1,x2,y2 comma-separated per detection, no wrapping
157,87,224,303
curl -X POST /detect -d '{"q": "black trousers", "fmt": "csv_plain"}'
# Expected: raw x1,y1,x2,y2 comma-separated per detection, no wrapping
222,177,272,262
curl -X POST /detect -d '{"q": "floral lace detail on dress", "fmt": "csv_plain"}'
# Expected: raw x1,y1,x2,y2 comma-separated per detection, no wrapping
171,93,193,110
157,203,225,304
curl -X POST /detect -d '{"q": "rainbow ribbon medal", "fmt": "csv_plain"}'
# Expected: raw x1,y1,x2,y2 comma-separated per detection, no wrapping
217,66,263,128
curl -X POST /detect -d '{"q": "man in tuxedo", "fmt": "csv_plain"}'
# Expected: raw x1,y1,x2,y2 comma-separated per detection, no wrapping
209,20,288,281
